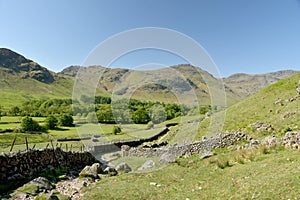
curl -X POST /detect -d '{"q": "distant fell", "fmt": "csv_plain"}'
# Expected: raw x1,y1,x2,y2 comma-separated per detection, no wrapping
223,70,298,100
0,48,297,108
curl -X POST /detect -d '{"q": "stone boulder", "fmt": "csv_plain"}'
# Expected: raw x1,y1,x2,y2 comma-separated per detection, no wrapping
79,163,102,179
159,152,176,164
29,177,54,190
115,162,132,173
103,166,118,176
200,151,213,159
138,160,155,171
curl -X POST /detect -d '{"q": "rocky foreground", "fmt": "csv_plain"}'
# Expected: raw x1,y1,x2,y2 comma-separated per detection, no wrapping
2,130,300,199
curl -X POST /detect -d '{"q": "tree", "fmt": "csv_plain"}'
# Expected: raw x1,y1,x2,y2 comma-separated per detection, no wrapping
149,104,166,124
87,112,98,123
96,105,114,123
9,106,22,116
132,108,150,124
21,116,41,132
112,125,122,135
59,114,74,126
44,115,58,129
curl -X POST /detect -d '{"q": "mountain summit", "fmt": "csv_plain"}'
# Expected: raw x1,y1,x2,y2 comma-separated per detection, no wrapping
0,48,54,83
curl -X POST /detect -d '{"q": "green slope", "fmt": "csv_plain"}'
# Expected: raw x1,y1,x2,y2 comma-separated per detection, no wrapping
0,70,73,107
216,72,300,136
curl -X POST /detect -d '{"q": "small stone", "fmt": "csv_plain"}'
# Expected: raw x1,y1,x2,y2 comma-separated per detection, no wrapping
115,162,132,173
103,166,118,176
138,160,155,171
150,182,157,186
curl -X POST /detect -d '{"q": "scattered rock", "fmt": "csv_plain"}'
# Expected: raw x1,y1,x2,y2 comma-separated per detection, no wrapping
56,178,95,199
79,163,102,179
10,191,29,200
159,152,176,164
288,96,296,102
274,98,282,105
282,112,296,120
249,122,273,132
46,190,59,200
29,177,54,190
200,151,213,159
138,160,155,171
296,81,300,94
103,166,118,176
150,182,157,186
115,162,132,173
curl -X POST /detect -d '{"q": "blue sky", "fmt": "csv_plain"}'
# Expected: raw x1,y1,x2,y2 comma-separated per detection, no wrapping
0,0,300,77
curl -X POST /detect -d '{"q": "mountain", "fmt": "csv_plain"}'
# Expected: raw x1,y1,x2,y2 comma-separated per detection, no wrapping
0,48,54,83
0,48,297,109
0,48,73,107
223,70,298,100
61,64,232,106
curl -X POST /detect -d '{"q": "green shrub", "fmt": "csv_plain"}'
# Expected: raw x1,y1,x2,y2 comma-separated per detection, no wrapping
216,158,230,169
283,127,292,133
58,114,73,126
21,116,41,132
112,125,122,135
44,115,58,129
259,145,270,154
146,121,154,129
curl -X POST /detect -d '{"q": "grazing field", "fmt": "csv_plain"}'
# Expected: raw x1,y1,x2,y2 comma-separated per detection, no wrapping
0,116,187,153
82,146,300,200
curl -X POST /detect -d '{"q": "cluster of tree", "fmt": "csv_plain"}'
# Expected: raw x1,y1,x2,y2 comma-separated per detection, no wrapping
0,95,216,125
86,99,189,124
20,114,74,132
1,99,73,117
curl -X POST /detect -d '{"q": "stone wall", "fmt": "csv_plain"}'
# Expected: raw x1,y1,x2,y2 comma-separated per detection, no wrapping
125,132,248,158
91,127,170,153
0,148,97,184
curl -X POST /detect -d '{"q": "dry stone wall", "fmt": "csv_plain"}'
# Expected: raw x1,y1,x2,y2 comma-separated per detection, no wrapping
0,148,97,184
125,132,248,158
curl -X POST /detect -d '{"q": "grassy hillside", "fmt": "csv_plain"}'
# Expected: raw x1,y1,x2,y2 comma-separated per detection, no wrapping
82,146,300,199
0,69,73,107
223,72,300,133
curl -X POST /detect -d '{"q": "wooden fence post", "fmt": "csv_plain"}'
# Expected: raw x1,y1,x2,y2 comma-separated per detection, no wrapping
9,135,17,152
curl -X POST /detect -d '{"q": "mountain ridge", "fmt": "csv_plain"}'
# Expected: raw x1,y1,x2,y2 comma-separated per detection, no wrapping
0,48,298,107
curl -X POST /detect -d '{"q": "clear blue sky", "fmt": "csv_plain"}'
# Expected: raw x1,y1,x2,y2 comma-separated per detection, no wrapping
1,0,300,77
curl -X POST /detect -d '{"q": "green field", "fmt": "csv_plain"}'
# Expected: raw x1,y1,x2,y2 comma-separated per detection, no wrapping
0,116,180,153
82,146,300,199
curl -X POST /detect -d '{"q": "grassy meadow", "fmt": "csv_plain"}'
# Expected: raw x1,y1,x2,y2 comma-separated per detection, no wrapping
82,145,300,199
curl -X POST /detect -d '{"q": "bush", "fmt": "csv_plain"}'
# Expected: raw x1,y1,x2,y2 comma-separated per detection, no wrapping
21,116,41,132
59,114,73,126
216,158,230,169
112,125,122,135
283,127,292,133
146,121,154,129
44,115,58,129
